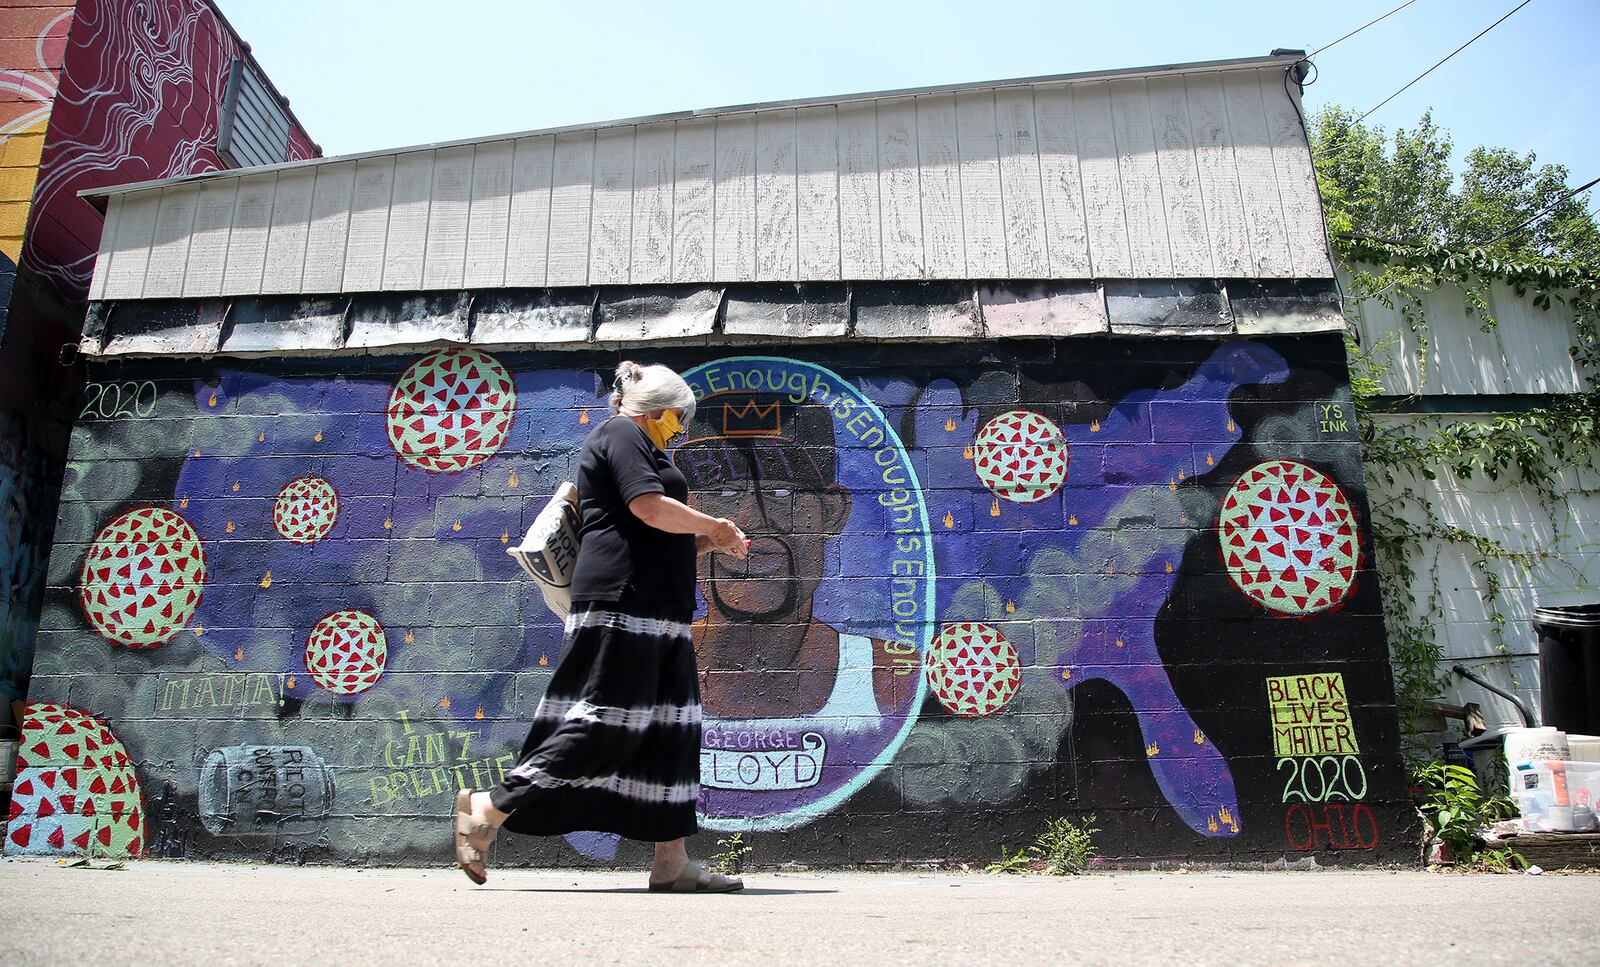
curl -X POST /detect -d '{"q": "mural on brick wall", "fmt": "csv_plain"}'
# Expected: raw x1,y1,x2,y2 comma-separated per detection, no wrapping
13,336,1411,863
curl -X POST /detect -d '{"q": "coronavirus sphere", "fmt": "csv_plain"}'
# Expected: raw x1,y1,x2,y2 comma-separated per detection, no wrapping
304,610,388,695
926,622,1022,717
974,410,1068,503
1218,459,1359,615
79,506,206,647
386,348,516,473
273,477,340,544
5,702,144,858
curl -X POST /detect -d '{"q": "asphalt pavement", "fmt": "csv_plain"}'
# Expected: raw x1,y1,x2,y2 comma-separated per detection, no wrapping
2,858,1596,966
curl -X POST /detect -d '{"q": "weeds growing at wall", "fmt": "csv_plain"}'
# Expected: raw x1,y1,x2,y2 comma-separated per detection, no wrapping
711,832,753,875
1410,761,1522,870
984,844,1033,875
1032,815,1100,875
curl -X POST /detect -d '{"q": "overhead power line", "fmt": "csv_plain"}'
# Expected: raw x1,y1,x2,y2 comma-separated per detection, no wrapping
1356,0,1534,123
1312,0,1422,56
1483,174,1600,245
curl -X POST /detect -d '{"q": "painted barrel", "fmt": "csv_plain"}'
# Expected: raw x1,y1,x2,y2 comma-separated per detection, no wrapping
197,745,335,837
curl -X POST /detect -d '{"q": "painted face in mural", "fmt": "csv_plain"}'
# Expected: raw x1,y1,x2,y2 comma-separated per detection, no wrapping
677,392,863,717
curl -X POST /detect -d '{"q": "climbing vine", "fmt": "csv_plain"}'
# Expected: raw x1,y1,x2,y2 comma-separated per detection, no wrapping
1340,239,1600,759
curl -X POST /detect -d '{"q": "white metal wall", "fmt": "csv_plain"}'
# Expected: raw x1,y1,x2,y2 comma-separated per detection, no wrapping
89,64,1332,300
1369,417,1600,733
1348,271,1590,396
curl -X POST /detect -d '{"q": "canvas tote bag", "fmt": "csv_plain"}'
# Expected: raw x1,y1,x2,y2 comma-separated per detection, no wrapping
507,482,580,618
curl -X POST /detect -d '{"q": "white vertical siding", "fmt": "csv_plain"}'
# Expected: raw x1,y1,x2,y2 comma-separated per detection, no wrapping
91,64,1336,297
877,97,923,278
421,145,474,290
463,141,513,288
712,114,757,282
504,135,554,286
380,151,435,290
546,132,595,287
794,105,840,280
262,167,315,294
836,100,882,279
1032,84,1092,278
302,162,355,292
671,118,716,282
341,156,395,291
143,187,199,298
994,87,1049,278
589,127,636,285
630,122,676,284
180,179,237,297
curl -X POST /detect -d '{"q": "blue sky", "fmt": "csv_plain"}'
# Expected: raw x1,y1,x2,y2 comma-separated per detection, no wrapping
218,0,1598,213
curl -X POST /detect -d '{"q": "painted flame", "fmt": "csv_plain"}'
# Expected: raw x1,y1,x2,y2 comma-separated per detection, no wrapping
260,571,272,589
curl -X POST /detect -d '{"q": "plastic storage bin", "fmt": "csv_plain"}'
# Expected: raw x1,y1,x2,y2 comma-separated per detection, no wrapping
1512,759,1600,832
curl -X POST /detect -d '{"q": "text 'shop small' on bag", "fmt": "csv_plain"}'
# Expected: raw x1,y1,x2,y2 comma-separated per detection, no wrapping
508,482,580,618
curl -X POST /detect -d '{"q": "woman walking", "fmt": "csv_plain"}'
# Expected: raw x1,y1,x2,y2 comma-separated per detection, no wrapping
452,361,749,892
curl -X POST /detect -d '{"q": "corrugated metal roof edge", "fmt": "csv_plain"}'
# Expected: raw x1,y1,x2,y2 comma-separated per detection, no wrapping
76,278,1343,360
79,51,1306,204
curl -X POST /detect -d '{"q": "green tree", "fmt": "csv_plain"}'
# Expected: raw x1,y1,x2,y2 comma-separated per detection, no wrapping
1309,105,1600,265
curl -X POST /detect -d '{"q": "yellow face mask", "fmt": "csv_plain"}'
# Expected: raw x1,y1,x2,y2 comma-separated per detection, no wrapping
646,409,684,450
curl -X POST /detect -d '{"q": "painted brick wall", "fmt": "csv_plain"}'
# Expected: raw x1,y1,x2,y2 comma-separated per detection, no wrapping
11,334,1414,864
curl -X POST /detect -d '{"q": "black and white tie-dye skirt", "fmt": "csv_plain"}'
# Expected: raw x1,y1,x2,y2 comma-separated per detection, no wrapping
491,601,702,843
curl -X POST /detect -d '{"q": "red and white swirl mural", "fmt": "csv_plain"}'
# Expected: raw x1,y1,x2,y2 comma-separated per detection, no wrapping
22,0,317,299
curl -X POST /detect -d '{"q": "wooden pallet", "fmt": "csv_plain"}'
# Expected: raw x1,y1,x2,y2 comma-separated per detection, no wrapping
1499,832,1600,869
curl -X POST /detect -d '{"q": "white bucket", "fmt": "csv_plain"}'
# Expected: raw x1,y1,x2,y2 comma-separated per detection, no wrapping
1503,727,1569,794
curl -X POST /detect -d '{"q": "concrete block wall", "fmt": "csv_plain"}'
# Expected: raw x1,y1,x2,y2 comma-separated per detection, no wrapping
8,333,1414,865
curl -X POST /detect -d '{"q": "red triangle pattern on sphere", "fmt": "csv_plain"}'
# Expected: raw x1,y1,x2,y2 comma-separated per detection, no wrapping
1216,459,1359,617
304,610,389,695
925,622,1022,717
272,477,340,543
385,349,517,474
4,703,145,859
974,410,1070,504
77,507,206,648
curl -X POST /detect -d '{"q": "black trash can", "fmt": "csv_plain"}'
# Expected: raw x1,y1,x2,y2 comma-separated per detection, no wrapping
1536,604,1600,735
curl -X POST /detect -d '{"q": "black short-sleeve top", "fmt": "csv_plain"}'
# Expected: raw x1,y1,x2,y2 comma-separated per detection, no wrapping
568,415,697,612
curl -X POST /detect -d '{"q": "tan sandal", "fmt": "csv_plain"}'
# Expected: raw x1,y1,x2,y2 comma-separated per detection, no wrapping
453,789,495,885
648,860,744,893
